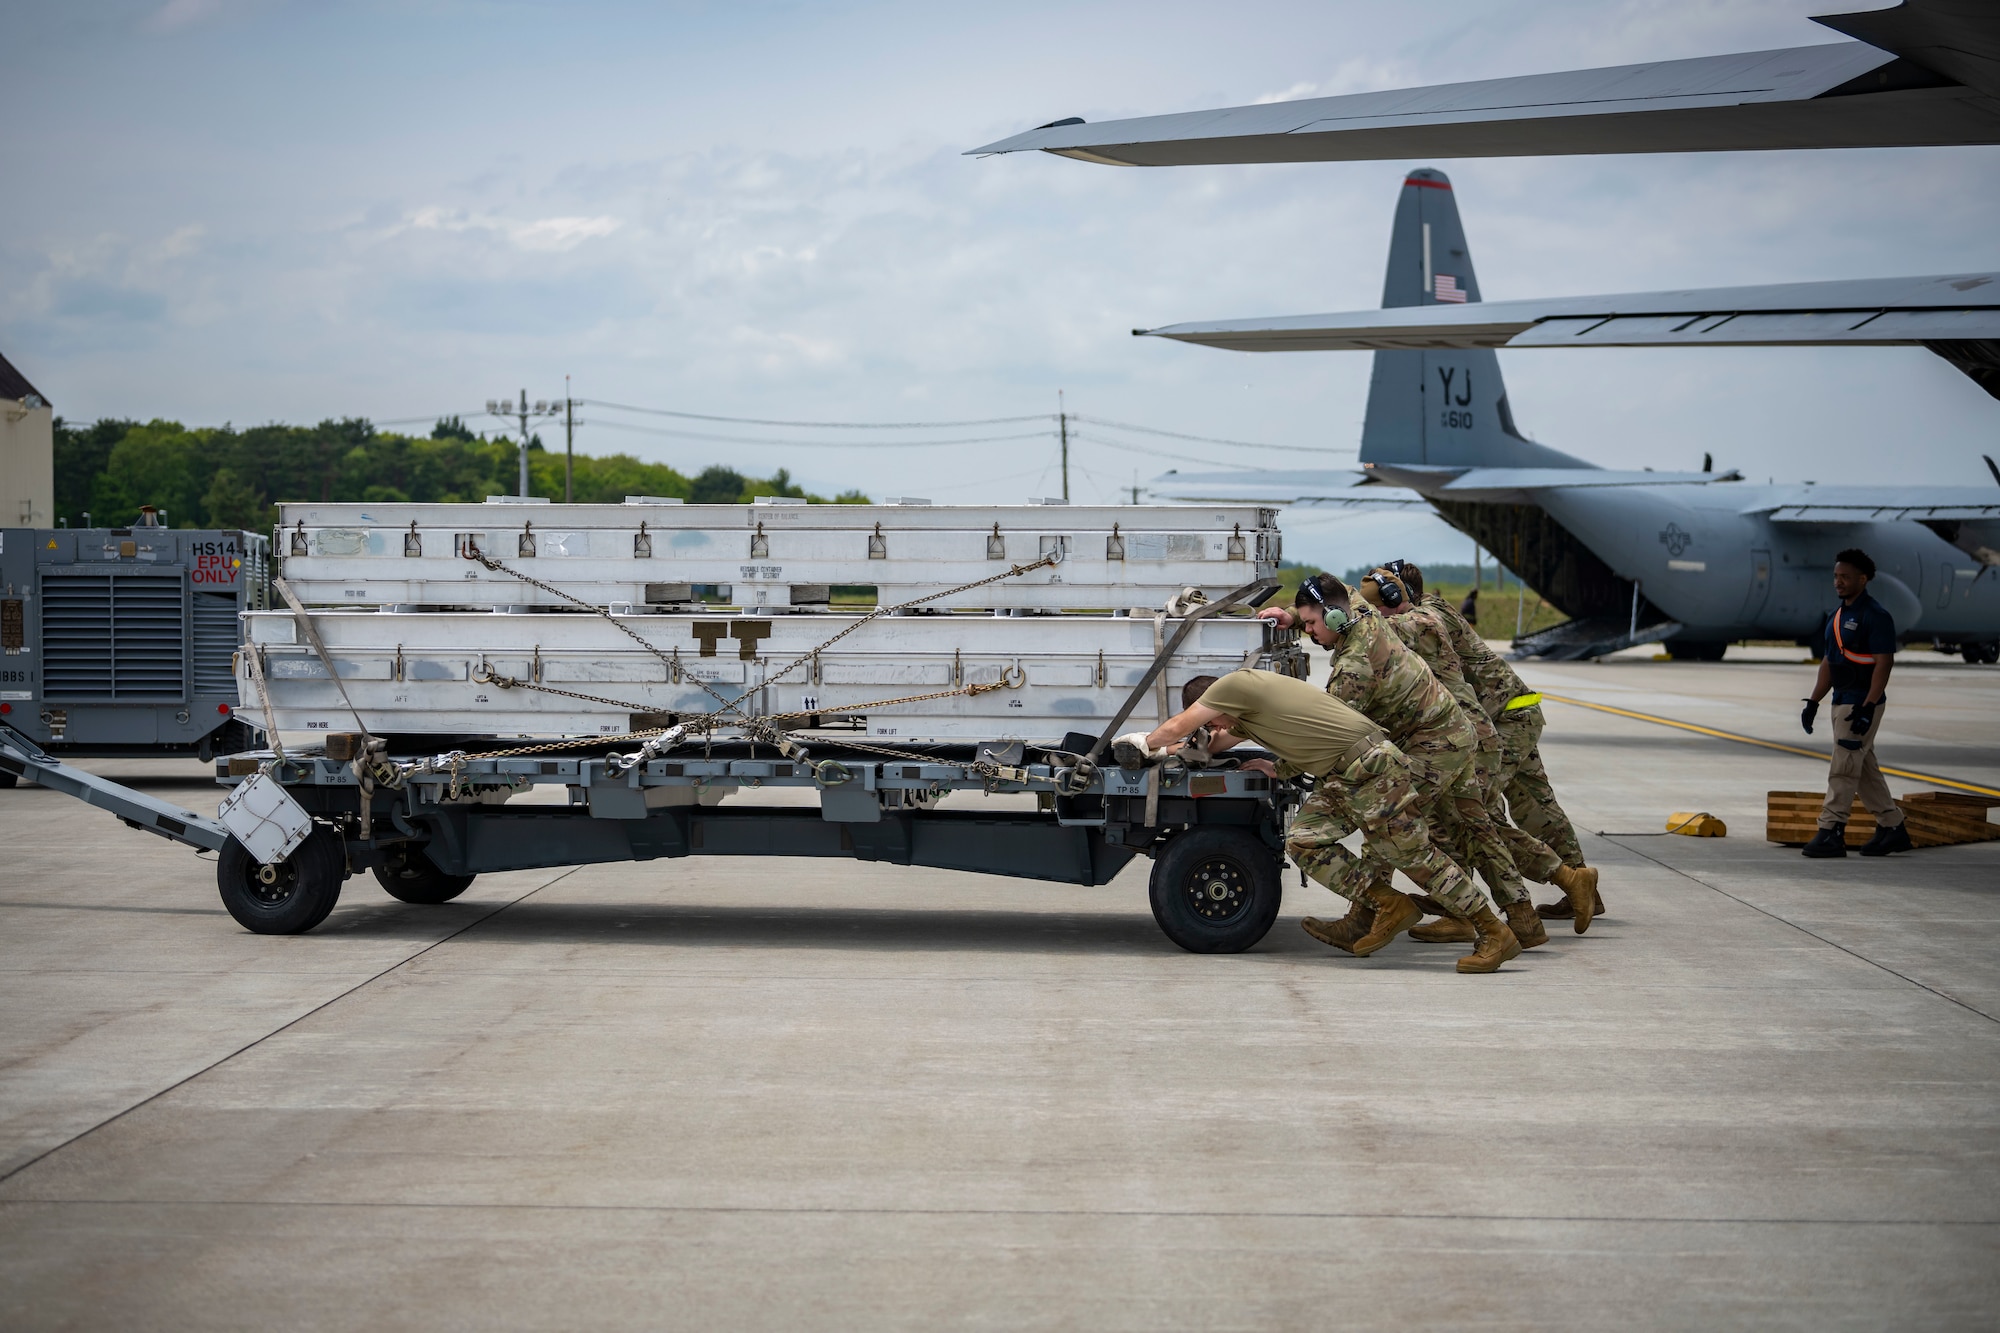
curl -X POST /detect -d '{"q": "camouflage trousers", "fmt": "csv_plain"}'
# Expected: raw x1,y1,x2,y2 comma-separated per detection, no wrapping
1284,740,1483,920
1391,726,1539,908
1462,742,1565,897
1496,704,1585,869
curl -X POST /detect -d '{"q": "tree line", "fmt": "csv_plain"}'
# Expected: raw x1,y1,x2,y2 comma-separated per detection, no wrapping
52,415,869,529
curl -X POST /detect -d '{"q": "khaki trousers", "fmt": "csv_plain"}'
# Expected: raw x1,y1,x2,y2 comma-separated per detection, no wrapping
1820,701,1904,831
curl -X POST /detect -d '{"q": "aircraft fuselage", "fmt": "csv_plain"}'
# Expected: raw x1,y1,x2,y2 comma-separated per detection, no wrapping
1508,481,1998,641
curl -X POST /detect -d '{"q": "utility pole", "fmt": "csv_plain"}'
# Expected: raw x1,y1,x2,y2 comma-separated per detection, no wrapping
514,389,530,497
1058,390,1069,503
486,391,560,497
563,375,574,504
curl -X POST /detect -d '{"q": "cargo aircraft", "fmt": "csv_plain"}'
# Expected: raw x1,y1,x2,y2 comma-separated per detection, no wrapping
969,0,2000,659
1141,169,2000,660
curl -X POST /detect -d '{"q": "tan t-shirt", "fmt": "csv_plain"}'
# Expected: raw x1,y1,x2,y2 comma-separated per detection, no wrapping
1198,669,1386,778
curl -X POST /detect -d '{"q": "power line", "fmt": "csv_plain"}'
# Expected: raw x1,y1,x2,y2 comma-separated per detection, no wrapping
1069,431,1274,472
587,419,1054,449
587,399,1053,430
372,414,476,427
1072,412,1355,455
928,459,1068,493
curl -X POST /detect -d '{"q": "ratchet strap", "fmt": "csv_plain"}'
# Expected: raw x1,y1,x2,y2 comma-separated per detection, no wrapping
272,575,372,741
1083,575,1279,767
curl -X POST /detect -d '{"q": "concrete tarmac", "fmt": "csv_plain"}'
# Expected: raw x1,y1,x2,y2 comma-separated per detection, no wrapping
2,652,1997,1330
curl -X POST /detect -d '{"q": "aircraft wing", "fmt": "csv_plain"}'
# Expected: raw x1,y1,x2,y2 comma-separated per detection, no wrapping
1761,502,2000,522
1147,469,1427,506
1136,272,2000,400
1751,485,2000,566
1137,273,2000,351
967,3,2000,163
1147,465,1738,507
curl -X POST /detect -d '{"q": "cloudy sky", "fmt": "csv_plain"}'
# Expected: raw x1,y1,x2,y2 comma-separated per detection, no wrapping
5,0,1997,570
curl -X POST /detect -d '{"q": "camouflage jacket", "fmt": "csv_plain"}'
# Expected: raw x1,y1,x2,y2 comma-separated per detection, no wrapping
1322,608,1475,750
1386,607,1500,752
1424,593,1530,720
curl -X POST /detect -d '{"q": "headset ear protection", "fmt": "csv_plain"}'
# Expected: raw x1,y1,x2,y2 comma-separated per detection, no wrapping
1362,570,1406,609
1296,575,1355,633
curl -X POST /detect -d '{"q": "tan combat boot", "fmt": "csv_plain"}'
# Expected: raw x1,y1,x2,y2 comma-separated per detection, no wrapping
1301,894,1376,954
1549,864,1602,934
1349,883,1423,957
1503,899,1549,949
1536,867,1605,924
1458,905,1523,974
1409,914,1476,943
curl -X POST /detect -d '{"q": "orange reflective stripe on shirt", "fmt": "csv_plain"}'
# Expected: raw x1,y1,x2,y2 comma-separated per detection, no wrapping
1832,610,1875,666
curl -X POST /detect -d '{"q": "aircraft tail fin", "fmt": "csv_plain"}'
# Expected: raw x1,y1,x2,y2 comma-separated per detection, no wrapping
1358,169,1592,472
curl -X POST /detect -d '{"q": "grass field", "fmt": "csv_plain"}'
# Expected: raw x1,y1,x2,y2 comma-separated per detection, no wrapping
1274,565,1570,640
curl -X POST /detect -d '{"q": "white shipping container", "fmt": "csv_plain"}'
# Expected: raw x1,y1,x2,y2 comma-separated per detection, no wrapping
272,502,1282,610
236,607,1307,744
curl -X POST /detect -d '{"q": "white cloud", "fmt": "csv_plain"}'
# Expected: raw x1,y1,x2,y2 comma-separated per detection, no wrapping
154,224,205,260
399,208,622,252
509,216,622,251
1253,57,1415,104
146,0,228,33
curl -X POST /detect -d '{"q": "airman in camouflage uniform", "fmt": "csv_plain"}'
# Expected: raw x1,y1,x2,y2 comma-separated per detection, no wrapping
1400,565,1602,931
1258,575,1521,972
1284,738,1488,924
1361,568,1558,949
1133,669,1498,971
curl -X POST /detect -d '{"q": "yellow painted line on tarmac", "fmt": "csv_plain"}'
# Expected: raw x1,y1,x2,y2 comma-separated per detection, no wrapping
1538,693,2000,799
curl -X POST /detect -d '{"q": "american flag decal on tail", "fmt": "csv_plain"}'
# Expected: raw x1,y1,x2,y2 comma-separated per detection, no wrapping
1433,274,1467,303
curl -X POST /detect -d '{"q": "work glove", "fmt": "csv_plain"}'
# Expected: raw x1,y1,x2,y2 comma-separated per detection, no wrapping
1849,702,1876,736
1179,725,1215,766
1800,699,1819,735
1111,731,1167,771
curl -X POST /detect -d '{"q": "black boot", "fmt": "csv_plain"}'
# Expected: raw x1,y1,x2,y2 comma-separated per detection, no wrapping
1801,825,1848,858
1859,822,1914,857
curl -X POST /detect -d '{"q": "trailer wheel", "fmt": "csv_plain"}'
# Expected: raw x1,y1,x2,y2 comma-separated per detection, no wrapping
217,825,346,935
1148,827,1282,954
373,844,475,904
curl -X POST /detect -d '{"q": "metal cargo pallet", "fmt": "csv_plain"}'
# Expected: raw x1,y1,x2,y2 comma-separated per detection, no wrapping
273,500,1281,610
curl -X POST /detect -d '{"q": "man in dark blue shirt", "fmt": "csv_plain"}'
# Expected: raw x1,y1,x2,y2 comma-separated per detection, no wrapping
1800,548,1908,857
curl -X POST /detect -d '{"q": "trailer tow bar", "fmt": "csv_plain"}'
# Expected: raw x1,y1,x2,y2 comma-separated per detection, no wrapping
0,724,230,852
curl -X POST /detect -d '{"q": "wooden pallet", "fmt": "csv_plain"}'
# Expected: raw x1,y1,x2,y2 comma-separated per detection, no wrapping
1767,790,2000,847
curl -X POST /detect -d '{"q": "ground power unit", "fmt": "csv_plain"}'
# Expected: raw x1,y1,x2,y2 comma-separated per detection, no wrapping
0,524,268,770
